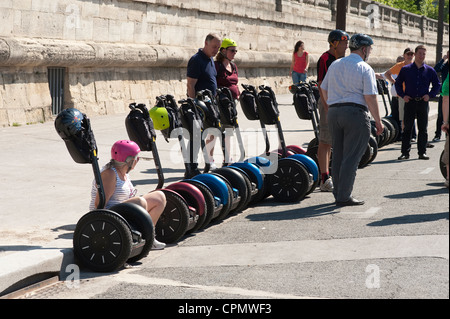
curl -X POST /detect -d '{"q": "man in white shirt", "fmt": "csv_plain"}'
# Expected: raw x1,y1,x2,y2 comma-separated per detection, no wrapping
320,33,384,206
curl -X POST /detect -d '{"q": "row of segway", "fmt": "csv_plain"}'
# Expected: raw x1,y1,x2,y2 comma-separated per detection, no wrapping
130,95,267,246
135,85,320,245
54,82,320,273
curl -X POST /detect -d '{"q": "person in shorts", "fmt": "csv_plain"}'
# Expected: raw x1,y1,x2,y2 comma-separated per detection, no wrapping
316,29,349,192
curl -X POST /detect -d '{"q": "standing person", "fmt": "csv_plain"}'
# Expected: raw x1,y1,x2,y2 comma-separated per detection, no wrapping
316,29,349,192
384,48,415,141
89,140,167,250
321,33,384,206
440,74,449,188
186,33,221,176
433,50,449,142
214,38,240,166
395,45,441,160
290,41,309,84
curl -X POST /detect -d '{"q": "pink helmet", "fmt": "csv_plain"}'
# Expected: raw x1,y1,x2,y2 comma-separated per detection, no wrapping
111,140,140,163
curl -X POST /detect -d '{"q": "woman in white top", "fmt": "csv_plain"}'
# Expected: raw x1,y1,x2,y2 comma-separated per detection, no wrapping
90,140,167,249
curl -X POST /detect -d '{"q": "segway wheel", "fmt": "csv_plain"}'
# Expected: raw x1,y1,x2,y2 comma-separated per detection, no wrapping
192,174,232,222
288,154,320,194
286,145,307,154
366,135,378,165
109,202,154,263
226,166,254,209
231,161,267,204
358,143,372,169
156,190,190,244
73,210,133,272
270,158,310,202
213,167,250,213
439,150,447,178
182,179,216,229
166,182,207,234
210,173,235,220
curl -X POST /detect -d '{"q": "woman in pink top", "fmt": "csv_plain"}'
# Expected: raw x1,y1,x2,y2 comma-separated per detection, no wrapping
290,41,309,84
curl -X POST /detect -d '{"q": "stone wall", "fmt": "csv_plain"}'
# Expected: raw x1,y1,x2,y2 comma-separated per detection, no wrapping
0,0,448,126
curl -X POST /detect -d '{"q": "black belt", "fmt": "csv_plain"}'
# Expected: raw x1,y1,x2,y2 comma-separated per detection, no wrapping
329,103,368,112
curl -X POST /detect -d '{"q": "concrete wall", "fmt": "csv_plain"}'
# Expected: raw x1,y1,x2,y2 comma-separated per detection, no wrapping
0,0,448,126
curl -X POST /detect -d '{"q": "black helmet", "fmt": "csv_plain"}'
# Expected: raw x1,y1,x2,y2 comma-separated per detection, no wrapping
328,29,349,44
55,108,84,139
55,108,97,164
349,33,374,50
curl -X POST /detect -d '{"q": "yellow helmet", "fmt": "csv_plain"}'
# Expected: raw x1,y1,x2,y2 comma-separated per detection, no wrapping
149,106,170,130
221,38,237,49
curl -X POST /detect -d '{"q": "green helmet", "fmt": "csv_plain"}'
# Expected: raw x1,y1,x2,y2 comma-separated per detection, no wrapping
221,38,237,49
149,106,170,130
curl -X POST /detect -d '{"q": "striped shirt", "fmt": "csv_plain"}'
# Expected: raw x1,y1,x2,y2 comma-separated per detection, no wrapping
321,53,378,106
89,167,136,210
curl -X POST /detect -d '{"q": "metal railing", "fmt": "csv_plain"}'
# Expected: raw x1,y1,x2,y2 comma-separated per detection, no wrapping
48,67,65,115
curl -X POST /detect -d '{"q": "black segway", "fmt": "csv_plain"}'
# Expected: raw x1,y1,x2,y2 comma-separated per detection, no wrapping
148,96,231,225
239,84,314,202
216,86,246,165
290,81,377,170
190,90,254,215
126,102,207,244
55,108,154,272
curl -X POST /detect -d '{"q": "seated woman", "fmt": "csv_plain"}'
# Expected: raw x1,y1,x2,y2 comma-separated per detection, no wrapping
89,139,167,250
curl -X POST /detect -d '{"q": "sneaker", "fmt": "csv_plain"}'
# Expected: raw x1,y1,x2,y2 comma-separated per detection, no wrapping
320,177,334,192
432,136,440,142
209,162,217,170
151,239,166,250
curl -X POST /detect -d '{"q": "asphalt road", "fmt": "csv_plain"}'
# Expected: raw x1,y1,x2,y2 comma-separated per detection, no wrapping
1,93,448,301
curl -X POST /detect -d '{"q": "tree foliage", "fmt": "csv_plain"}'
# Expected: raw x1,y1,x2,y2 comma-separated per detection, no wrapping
375,0,449,23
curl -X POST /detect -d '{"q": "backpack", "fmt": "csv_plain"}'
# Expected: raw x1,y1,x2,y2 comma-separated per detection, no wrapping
216,87,238,127
178,98,204,135
195,89,221,129
292,82,315,120
239,84,259,121
256,85,280,125
125,103,157,151
159,95,182,142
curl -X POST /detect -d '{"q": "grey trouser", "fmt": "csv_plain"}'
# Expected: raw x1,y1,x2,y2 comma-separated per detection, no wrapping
328,105,371,202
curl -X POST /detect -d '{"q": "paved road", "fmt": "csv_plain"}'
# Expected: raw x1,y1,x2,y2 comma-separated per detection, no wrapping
1,93,448,300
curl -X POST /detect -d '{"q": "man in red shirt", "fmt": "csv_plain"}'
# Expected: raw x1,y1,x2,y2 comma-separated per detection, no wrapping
316,29,349,192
